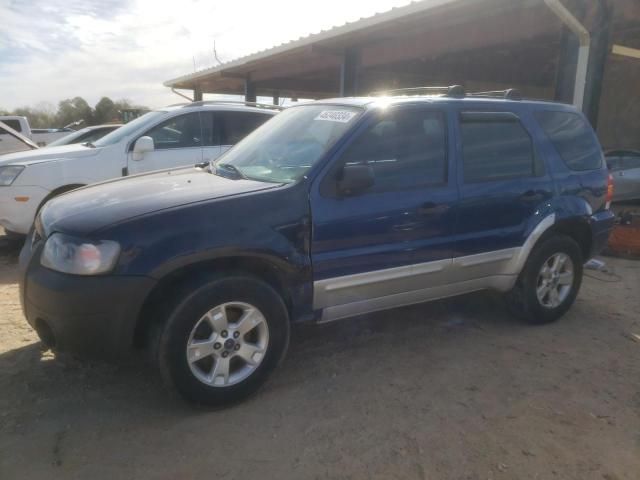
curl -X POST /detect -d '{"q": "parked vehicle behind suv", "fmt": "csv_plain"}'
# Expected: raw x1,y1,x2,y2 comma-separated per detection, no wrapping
605,150,640,202
19,87,615,406
0,102,279,236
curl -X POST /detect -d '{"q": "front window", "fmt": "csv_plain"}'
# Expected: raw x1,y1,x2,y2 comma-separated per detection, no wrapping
93,111,167,147
143,113,201,149
214,105,362,183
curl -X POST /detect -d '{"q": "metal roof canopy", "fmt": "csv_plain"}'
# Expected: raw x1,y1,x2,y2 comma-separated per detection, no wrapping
163,0,571,100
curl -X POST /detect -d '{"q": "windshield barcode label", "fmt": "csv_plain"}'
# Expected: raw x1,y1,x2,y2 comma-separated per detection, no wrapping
315,110,357,123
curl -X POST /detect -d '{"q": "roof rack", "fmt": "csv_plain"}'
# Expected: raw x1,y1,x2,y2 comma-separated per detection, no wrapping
369,85,523,101
371,85,466,98
467,89,522,100
183,100,285,111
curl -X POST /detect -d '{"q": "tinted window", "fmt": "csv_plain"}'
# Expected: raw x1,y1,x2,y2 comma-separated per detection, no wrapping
144,113,201,149
218,112,272,145
0,119,21,133
624,155,640,170
335,108,447,193
461,113,534,182
606,156,624,171
535,111,602,171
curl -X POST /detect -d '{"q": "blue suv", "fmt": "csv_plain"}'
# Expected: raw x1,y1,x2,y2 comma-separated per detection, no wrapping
19,87,615,405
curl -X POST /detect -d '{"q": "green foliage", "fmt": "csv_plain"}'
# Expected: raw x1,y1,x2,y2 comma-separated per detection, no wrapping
0,97,146,129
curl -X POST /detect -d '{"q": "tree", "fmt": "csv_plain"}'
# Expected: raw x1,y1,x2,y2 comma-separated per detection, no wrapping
56,97,93,128
94,97,118,124
2,97,147,129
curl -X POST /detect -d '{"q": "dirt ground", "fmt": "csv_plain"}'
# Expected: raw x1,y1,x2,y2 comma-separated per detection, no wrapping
0,231,639,480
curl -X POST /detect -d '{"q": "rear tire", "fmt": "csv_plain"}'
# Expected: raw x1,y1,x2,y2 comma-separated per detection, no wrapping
157,275,290,406
506,235,583,325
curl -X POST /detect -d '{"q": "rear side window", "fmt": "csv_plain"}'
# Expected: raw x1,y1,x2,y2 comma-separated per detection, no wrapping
460,112,535,183
335,108,447,193
606,156,624,171
535,111,602,171
218,112,271,145
624,155,640,170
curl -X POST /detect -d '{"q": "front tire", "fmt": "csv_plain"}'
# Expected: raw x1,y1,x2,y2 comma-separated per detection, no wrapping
506,235,583,324
157,275,290,406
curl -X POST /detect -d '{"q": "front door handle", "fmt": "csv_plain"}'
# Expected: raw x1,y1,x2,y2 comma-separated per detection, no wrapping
520,190,543,202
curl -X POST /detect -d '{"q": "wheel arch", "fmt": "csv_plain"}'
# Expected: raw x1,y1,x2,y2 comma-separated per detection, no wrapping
133,255,296,349
538,217,593,261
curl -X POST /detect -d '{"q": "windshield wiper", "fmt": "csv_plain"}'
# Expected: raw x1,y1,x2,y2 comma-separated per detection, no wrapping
215,163,247,179
83,142,96,148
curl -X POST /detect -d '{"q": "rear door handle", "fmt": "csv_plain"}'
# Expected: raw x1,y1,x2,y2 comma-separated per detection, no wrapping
418,202,448,215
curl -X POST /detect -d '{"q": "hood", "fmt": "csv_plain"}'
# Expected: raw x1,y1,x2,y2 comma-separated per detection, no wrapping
0,143,98,166
40,167,279,235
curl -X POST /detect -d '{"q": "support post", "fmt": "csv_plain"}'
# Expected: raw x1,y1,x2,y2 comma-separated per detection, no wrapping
244,78,257,103
582,0,612,128
544,0,591,111
340,48,360,97
193,85,203,102
272,91,280,106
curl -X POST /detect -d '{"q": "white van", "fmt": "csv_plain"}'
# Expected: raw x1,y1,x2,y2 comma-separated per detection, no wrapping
0,102,279,235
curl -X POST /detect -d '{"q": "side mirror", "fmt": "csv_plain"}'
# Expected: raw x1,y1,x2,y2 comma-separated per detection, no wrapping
337,163,374,196
132,136,154,161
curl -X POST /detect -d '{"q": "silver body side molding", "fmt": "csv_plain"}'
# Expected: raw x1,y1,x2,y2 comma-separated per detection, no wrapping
313,214,556,323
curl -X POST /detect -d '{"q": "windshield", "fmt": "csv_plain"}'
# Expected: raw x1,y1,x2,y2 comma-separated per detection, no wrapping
93,111,166,147
214,105,362,183
46,128,88,147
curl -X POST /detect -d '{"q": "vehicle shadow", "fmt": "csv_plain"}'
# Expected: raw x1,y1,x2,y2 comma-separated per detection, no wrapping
0,292,515,424
0,234,22,285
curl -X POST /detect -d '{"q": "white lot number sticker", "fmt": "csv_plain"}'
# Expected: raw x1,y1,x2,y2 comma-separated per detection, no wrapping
315,110,357,123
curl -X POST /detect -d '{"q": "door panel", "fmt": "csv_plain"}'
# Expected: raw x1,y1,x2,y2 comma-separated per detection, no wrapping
128,112,203,174
310,106,458,308
453,110,553,272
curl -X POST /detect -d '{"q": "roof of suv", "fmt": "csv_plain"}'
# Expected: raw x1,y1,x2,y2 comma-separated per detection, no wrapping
308,95,576,111
159,101,282,114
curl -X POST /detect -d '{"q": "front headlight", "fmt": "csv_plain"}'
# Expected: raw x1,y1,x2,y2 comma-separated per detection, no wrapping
0,165,25,186
41,233,121,275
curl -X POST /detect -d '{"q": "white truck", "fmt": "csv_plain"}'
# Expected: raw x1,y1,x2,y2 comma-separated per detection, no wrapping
0,116,76,154
0,102,280,236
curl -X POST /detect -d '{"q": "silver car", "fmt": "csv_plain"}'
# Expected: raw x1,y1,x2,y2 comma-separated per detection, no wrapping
606,150,640,202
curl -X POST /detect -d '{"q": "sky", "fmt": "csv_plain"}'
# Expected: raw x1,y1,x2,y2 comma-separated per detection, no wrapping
0,0,413,112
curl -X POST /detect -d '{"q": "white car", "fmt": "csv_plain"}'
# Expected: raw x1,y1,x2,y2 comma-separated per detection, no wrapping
46,124,123,147
0,102,279,236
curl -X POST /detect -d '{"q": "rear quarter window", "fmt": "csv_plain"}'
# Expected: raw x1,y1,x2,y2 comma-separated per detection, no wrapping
535,111,602,171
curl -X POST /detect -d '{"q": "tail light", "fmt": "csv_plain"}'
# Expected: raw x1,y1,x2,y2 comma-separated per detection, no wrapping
605,173,614,209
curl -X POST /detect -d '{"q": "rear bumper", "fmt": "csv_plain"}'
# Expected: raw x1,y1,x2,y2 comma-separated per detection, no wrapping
0,185,49,234
19,235,156,360
589,209,616,258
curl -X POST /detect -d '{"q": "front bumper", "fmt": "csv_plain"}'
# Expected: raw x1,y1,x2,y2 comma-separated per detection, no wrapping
0,185,49,234
19,231,156,360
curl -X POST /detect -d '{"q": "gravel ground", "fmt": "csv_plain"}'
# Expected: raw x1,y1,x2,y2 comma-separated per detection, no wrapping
0,231,639,480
